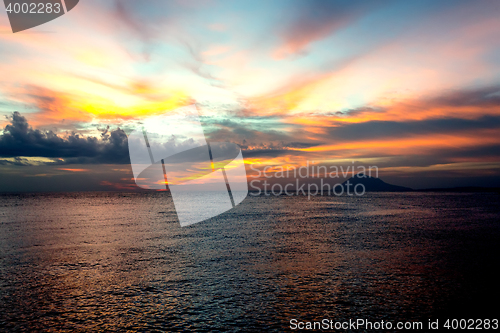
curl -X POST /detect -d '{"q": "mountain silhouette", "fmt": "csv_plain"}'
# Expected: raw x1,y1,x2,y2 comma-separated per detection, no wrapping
342,174,413,192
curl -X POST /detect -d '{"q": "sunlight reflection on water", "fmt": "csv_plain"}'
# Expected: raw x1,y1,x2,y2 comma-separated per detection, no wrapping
0,192,499,331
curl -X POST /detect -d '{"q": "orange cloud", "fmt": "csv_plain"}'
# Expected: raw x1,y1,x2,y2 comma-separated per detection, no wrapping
8,85,193,127
293,129,500,155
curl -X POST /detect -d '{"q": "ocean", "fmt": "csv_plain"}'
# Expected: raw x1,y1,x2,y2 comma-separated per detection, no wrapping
0,192,499,331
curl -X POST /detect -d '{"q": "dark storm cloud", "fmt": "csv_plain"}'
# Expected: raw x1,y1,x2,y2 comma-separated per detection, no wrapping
327,115,500,142
203,116,321,157
428,86,500,107
0,112,130,164
344,143,500,170
202,115,320,150
242,149,310,159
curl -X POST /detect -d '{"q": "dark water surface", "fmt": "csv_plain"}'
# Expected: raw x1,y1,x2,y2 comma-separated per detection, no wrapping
0,192,499,331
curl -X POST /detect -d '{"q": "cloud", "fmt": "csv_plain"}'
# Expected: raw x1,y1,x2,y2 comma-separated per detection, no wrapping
242,148,310,159
114,0,154,42
273,1,388,59
11,85,192,127
0,112,130,164
0,156,62,166
0,163,137,192
326,115,500,142
57,168,91,172
201,114,323,152
427,86,500,108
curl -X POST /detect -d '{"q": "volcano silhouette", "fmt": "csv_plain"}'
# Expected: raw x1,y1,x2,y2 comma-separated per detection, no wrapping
342,174,412,192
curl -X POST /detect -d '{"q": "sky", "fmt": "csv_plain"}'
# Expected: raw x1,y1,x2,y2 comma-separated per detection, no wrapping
1,0,500,192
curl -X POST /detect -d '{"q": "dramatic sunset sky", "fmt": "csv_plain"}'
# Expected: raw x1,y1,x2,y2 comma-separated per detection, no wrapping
1,0,500,191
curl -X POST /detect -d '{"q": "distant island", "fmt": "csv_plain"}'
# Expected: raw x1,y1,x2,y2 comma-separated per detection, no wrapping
342,174,412,192
342,174,500,193
246,174,500,196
